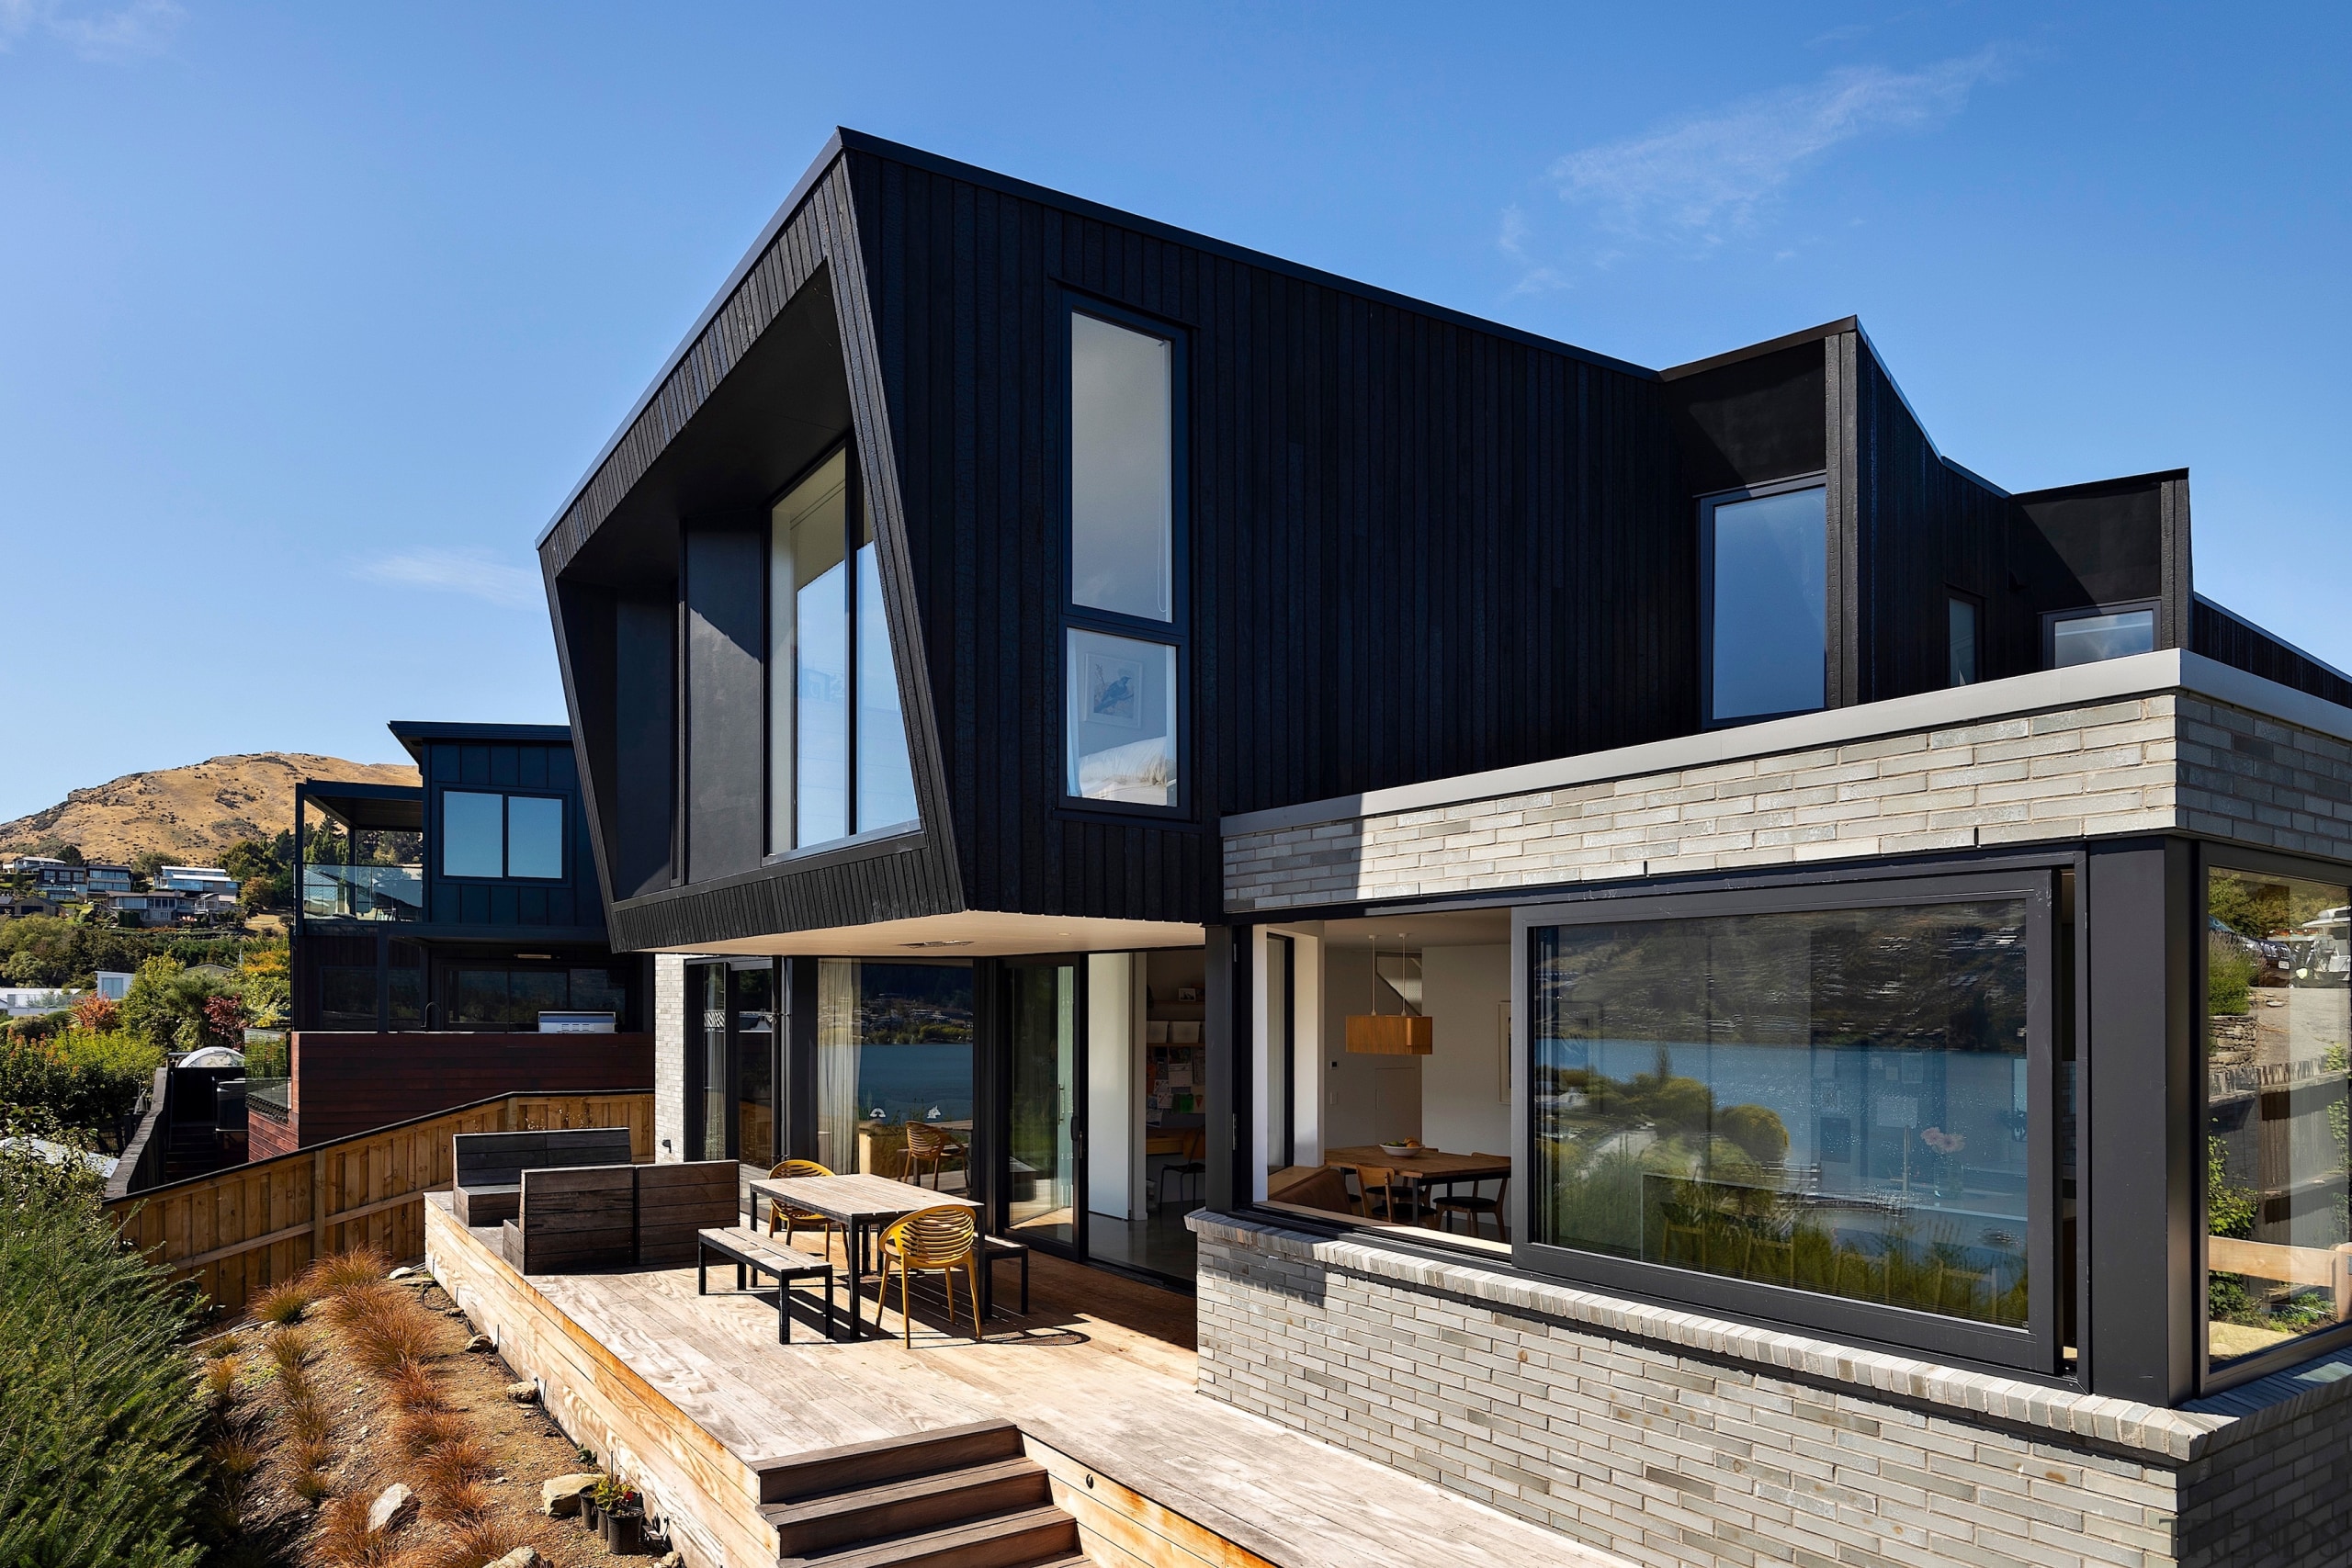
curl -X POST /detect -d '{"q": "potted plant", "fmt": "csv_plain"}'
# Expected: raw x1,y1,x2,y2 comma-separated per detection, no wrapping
602,1485,646,1554
585,1472,619,1531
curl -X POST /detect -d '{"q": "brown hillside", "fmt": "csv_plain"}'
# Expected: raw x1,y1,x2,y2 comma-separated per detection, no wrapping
0,753,419,864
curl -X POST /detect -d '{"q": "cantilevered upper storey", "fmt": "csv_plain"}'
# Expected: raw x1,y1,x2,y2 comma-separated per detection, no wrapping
537,129,2346,954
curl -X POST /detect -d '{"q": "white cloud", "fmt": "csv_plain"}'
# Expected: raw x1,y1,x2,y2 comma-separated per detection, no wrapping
0,0,183,61
351,547,543,610
1513,49,2005,276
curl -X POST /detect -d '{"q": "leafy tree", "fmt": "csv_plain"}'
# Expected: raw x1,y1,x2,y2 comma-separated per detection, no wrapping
129,851,173,887
2,950,46,986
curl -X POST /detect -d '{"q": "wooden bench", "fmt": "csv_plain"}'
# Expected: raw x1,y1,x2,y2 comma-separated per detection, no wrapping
501,1163,637,1274
696,1227,838,1343
981,1235,1030,1317
452,1127,635,1228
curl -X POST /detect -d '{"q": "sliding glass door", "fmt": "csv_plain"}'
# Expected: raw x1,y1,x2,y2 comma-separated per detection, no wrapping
1004,959,1083,1254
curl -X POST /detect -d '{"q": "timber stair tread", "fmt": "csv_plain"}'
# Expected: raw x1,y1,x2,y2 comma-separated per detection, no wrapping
775,1503,1078,1568
762,1455,1049,1548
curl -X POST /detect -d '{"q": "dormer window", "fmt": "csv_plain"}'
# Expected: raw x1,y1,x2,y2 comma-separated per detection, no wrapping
2046,604,2155,669
1702,478,1827,725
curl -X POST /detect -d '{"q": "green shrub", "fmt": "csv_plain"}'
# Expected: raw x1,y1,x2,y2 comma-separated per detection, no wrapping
2208,945,2256,1016
0,1032,158,1151
0,1119,204,1567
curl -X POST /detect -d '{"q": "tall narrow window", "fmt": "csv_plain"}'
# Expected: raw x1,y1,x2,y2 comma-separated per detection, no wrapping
1065,306,1183,810
1949,594,1981,686
1703,481,1826,724
770,448,921,852
856,498,919,832
1069,313,1172,622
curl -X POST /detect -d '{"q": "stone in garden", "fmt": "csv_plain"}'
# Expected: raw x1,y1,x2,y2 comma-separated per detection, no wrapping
484,1550,546,1568
504,1380,538,1403
540,1472,600,1516
366,1483,418,1533
463,1333,493,1352
388,1266,416,1280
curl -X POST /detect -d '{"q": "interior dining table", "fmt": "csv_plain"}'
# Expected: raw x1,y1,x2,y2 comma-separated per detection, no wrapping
1321,1145,1511,1226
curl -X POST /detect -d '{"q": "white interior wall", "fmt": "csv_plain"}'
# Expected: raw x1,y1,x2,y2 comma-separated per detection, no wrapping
1419,942,1511,1156
1086,952,1136,1221
1320,945,1423,1150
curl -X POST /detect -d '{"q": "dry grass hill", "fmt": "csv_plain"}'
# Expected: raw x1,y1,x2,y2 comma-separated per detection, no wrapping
0,753,420,864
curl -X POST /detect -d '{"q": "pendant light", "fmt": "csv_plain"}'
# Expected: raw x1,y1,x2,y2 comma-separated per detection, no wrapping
1346,933,1432,1055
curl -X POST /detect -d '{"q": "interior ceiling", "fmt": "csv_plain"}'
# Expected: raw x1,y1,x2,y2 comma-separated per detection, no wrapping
561,266,854,588
1289,908,1515,948
660,910,1206,959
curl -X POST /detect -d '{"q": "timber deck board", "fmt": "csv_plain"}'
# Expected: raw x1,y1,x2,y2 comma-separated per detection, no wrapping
428,1193,1626,1568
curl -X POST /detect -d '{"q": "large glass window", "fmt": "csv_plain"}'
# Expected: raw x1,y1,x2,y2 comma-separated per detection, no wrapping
1530,896,2034,1329
1066,629,1178,806
770,448,920,852
440,791,563,881
2050,605,2155,669
442,792,503,878
1070,313,1173,622
1704,483,1826,724
813,961,975,1185
1065,306,1182,811
2204,865,2352,1372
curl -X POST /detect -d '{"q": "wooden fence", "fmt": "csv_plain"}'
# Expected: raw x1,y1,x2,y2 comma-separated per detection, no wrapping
105,1089,655,1317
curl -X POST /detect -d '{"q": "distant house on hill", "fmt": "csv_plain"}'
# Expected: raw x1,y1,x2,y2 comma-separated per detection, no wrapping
155,865,238,897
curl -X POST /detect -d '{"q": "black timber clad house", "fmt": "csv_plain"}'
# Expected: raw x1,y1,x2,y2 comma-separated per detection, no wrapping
290,721,645,1034
537,130,2352,1566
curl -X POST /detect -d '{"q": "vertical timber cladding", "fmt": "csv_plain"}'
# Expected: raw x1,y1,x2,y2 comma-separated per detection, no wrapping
683,525,765,883
848,142,1688,926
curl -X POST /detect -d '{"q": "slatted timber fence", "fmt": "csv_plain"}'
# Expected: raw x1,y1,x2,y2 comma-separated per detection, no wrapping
105,1089,654,1317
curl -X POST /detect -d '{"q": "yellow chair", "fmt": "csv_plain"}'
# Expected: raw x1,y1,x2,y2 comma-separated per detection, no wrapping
876,1204,982,1346
764,1159,839,1248
901,1121,967,1190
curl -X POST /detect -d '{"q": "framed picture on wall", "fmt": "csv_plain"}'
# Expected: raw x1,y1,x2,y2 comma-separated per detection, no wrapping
1086,650,1144,728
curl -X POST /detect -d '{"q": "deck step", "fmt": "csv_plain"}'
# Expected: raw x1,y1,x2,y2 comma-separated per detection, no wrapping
756,1420,1026,1505
764,1457,1051,1557
779,1504,1079,1568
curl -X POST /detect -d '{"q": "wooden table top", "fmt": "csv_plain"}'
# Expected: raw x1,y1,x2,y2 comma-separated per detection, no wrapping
751,1173,982,1223
1322,1145,1511,1180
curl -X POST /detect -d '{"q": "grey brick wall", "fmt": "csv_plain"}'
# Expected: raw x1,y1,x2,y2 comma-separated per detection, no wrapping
1226,677,2352,915
1193,1213,2352,1568
652,953,684,1162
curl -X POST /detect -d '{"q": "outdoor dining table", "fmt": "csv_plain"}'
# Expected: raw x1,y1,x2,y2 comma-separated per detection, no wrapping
747,1173,985,1338
1322,1145,1511,1225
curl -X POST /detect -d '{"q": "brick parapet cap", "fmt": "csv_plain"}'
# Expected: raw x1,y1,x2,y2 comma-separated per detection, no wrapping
1220,649,2352,842
1189,1209,2281,1464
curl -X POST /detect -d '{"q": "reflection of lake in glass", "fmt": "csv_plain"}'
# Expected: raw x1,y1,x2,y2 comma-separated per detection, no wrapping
855,1043,975,1122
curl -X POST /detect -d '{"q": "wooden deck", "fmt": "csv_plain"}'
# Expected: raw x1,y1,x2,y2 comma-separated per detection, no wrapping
424,1193,1629,1568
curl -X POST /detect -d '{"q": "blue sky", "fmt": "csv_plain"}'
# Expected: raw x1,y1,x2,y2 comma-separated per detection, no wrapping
3,3,2346,825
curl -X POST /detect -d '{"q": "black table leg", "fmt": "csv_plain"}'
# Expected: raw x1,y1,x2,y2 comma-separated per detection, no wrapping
845,1219,865,1338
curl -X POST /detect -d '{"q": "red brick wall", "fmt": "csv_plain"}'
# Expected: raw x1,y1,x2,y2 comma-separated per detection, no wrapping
287,1032,655,1148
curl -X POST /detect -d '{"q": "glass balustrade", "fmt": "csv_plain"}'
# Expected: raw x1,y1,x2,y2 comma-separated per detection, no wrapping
300,863,424,921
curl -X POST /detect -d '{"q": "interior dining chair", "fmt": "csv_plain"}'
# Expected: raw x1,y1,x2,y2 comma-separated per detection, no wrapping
876,1204,982,1346
1352,1164,1408,1223
763,1159,838,1248
901,1121,967,1190
1431,1169,1511,1241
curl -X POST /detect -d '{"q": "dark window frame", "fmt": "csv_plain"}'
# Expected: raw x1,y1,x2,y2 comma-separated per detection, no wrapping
1697,472,1831,730
437,787,568,884
2195,839,2352,1395
2041,598,2160,671
1510,867,2064,1373
1947,586,1984,688
1057,291,1192,823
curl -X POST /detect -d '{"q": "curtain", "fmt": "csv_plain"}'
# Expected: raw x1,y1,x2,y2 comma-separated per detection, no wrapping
814,959,861,1173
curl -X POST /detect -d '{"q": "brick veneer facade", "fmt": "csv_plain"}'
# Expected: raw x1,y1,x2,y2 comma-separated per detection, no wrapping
1223,652,2352,915
1193,1213,2352,1568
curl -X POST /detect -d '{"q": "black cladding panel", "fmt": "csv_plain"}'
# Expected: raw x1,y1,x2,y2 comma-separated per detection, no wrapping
2012,484,2163,611
1670,343,1827,496
613,592,676,898
684,526,766,883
